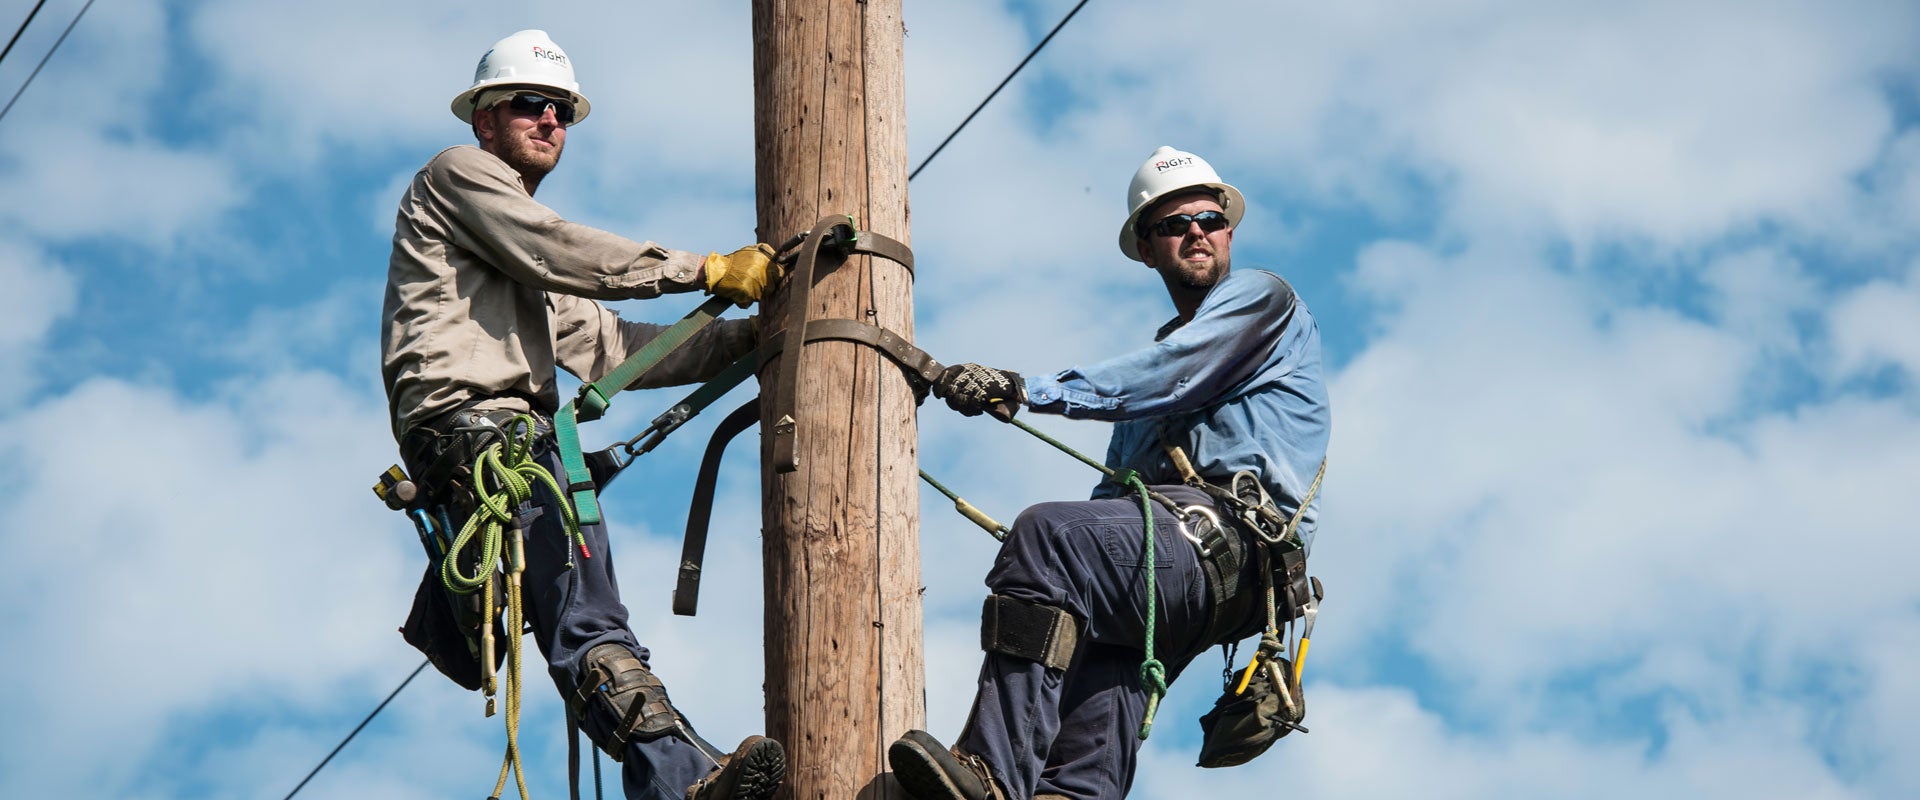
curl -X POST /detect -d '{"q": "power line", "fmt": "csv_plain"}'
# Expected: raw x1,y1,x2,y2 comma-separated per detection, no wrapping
282,659,429,800
909,0,1092,181
0,0,96,128
0,0,51,68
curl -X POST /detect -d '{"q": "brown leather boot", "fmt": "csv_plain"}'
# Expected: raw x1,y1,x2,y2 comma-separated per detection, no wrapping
686,735,786,800
888,729,1004,800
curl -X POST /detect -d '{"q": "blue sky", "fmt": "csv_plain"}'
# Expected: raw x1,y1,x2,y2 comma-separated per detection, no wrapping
2,1,1918,797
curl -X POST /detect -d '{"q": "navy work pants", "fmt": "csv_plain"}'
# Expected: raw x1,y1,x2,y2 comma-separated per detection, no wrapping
955,485,1262,800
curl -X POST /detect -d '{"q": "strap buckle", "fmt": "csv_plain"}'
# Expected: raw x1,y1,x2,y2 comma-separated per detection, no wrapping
574,383,611,423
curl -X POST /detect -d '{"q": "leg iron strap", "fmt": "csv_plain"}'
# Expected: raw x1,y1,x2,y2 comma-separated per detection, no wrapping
980,595,1079,671
572,643,688,761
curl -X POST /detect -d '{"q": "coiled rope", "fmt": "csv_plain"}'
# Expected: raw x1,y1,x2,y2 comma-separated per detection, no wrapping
437,415,584,800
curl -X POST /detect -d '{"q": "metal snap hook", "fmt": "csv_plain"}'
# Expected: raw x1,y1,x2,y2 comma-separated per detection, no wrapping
1177,503,1223,550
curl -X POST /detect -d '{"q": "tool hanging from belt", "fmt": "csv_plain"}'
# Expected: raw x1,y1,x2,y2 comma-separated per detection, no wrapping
1158,438,1329,767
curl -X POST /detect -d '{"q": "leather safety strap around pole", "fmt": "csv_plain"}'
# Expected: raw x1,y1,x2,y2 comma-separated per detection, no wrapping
672,397,763,617
769,215,915,473
671,319,942,616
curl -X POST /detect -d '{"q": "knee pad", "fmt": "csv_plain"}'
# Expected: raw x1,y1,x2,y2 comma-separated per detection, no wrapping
980,594,1079,671
572,643,690,761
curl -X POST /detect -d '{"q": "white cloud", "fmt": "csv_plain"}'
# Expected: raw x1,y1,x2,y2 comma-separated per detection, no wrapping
0,0,250,247
216,278,383,376
1132,685,1861,799
0,371,412,797
1028,0,1917,252
1326,237,1920,791
0,239,78,401
187,2,758,182
1829,262,1920,382
0,130,244,245
1702,248,1820,357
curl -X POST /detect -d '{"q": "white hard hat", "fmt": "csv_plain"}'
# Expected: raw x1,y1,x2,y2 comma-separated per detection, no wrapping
450,30,592,124
1117,146,1246,261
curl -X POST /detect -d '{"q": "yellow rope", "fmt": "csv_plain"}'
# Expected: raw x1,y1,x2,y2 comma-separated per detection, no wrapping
489,529,528,800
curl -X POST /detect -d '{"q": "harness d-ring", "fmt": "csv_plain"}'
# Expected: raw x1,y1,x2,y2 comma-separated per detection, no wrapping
1175,503,1221,549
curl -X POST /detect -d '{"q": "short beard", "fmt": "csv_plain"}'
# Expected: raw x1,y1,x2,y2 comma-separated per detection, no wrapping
496,128,560,180
1171,251,1229,291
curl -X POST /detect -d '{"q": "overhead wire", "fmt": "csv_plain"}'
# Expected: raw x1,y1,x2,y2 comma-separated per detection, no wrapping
909,0,1091,181
282,659,429,800
0,0,97,127
281,1,1094,794
0,0,52,68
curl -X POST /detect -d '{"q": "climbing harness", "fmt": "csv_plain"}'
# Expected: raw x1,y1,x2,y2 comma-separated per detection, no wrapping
934,415,1328,747
1156,440,1327,767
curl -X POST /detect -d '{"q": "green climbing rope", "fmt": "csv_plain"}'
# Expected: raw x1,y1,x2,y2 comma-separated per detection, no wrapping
441,416,585,594
1122,469,1168,739
1000,418,1171,739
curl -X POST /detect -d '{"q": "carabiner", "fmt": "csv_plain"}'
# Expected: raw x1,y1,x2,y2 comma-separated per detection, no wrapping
1175,503,1223,549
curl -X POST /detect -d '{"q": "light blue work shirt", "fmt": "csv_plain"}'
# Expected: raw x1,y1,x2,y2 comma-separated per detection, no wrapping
1022,268,1331,547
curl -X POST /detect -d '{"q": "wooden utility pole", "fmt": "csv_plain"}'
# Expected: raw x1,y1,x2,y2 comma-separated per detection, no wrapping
750,1,922,798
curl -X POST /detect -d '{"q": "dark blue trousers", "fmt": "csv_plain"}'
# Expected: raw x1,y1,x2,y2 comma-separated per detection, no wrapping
518,445,722,799
955,485,1261,800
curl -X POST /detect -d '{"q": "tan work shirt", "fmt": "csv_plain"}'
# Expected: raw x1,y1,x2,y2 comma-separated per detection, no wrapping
381,145,755,440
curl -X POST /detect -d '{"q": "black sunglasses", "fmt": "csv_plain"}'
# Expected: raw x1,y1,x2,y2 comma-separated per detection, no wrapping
1142,210,1229,238
501,92,576,125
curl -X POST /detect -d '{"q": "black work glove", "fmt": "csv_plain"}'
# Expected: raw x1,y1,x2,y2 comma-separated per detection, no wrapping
934,363,1025,422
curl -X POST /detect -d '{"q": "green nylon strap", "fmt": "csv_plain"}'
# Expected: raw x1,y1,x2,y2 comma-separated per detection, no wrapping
556,295,733,526
667,350,761,423
608,349,762,466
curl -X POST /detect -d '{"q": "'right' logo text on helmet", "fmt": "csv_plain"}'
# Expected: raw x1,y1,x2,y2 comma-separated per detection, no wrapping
1154,157,1195,173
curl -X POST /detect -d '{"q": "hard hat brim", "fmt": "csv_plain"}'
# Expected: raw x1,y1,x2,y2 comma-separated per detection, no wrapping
1118,181,1246,261
451,81,592,125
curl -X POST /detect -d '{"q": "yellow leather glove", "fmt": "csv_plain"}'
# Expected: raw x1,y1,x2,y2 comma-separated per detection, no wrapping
703,243,782,307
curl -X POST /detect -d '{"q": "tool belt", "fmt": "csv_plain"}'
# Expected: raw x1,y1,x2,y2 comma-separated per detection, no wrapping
1157,437,1323,647
1176,478,1309,648
391,403,552,691
1175,471,1322,768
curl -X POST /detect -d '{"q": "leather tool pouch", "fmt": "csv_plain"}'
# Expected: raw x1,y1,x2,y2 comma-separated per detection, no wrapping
402,559,508,691
1196,655,1301,768
396,408,521,691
